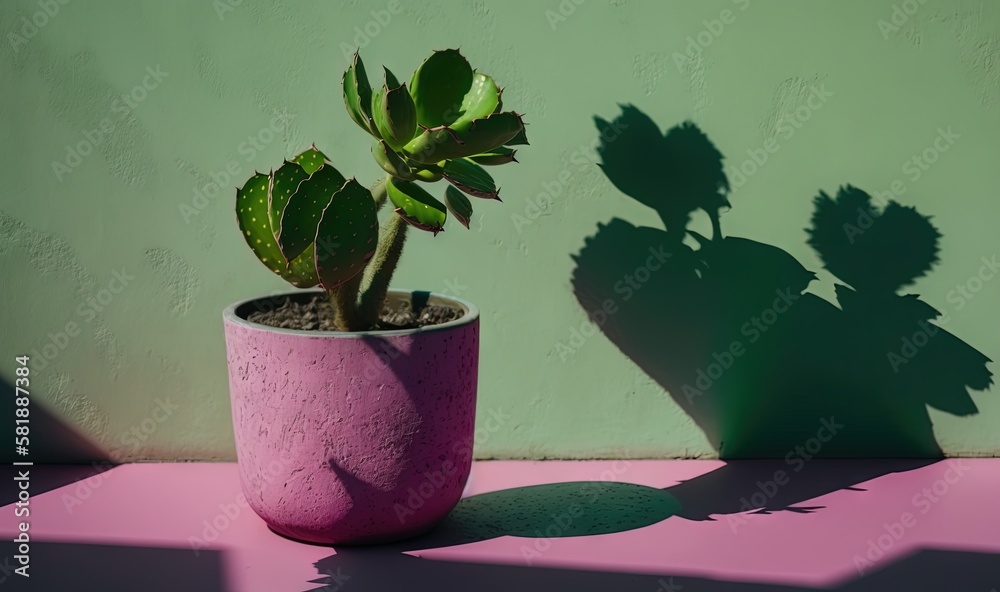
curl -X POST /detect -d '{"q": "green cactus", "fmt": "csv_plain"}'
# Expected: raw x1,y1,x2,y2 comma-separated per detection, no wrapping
237,49,527,331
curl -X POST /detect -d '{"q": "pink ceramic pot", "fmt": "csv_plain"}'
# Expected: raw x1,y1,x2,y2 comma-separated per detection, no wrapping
223,289,479,544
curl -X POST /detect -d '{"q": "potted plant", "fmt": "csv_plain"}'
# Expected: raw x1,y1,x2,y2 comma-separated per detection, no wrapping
223,49,527,544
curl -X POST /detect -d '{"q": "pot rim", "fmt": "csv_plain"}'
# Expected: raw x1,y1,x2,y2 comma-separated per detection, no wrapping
223,288,480,338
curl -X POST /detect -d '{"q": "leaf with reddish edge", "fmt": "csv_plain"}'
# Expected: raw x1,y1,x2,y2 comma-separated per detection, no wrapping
279,164,348,262
292,145,330,175
403,111,525,164
468,147,518,166
442,158,500,200
445,186,473,229
386,177,447,234
343,52,379,138
314,179,379,290
373,81,417,150
268,160,309,236
236,172,318,287
505,125,530,146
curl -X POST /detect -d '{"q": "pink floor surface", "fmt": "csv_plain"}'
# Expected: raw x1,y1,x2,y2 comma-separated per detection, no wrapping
1,459,999,591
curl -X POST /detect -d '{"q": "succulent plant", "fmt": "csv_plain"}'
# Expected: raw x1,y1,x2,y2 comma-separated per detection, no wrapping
236,49,527,331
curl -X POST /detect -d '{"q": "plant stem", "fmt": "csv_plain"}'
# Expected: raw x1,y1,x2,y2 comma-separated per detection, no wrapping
709,209,723,242
328,272,365,331
358,213,409,327
371,176,389,213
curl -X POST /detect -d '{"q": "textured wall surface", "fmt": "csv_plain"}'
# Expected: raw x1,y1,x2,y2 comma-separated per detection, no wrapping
1,0,998,461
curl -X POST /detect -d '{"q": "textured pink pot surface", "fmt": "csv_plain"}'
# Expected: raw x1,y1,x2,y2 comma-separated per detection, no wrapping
223,290,479,545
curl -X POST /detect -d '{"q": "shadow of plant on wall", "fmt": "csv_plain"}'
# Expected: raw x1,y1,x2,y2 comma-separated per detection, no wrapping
304,106,995,591
572,104,993,460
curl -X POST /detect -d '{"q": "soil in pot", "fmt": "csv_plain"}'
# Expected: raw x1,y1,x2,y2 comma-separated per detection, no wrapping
246,294,463,331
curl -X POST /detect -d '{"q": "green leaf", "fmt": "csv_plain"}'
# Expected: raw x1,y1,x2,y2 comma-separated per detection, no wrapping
268,160,309,236
409,49,473,128
371,139,413,180
468,147,518,166
412,165,443,182
278,164,348,262
314,179,379,290
445,186,473,229
292,145,330,175
383,66,400,90
373,83,417,149
287,245,320,287
386,177,447,234
343,52,378,137
237,172,317,288
237,173,287,276
403,111,525,164
505,126,530,146
451,73,500,133
442,158,499,200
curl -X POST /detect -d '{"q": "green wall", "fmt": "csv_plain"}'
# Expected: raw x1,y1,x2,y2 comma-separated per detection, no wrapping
1,0,997,461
